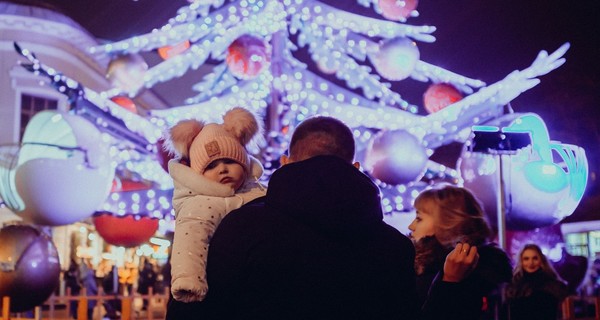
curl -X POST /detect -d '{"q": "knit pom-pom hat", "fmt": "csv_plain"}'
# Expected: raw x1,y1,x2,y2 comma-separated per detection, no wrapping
164,107,261,175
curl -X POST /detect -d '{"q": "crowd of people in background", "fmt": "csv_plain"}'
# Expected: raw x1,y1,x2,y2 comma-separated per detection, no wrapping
61,256,170,319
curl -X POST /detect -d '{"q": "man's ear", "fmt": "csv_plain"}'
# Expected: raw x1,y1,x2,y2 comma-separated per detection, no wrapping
280,154,291,166
353,161,360,170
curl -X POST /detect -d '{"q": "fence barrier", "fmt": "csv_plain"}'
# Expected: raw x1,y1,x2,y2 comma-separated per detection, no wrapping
1,286,169,320
562,296,600,320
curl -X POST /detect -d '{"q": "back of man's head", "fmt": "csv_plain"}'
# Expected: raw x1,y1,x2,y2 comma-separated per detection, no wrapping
288,116,355,163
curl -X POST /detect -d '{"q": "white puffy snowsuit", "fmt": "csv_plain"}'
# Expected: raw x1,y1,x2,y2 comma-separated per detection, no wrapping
169,157,266,302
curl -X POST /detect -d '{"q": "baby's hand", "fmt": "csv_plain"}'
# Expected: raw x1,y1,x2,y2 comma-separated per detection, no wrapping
172,279,207,302
442,242,479,282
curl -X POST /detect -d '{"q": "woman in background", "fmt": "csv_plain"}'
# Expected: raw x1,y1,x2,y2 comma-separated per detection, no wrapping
505,243,568,320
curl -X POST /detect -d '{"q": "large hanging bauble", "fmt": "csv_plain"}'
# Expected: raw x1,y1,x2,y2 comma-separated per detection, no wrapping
458,113,586,231
106,54,148,94
0,224,60,312
423,83,463,114
14,111,114,226
460,151,569,230
226,34,271,79
379,0,418,21
369,37,419,81
93,213,159,248
364,130,428,185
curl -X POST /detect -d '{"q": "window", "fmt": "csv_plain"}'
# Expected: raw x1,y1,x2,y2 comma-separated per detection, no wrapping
589,231,600,258
565,232,589,257
20,93,58,139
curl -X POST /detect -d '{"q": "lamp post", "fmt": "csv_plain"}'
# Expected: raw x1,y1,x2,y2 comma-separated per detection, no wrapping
470,126,532,250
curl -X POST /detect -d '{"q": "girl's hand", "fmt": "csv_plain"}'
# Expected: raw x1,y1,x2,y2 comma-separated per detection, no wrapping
442,243,479,282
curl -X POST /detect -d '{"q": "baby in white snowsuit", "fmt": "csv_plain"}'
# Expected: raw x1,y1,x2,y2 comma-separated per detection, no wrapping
164,107,266,303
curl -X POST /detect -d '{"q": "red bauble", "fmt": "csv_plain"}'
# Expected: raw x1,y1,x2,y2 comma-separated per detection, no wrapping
423,83,463,114
158,40,191,60
226,35,271,79
379,0,418,21
93,213,159,248
110,96,138,113
110,178,151,193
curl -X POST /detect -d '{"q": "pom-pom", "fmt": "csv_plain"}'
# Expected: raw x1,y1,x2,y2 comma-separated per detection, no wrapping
166,120,205,158
222,107,261,146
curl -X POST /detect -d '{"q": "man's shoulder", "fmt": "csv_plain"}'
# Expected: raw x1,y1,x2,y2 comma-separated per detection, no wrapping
220,196,269,223
231,196,266,212
378,222,413,247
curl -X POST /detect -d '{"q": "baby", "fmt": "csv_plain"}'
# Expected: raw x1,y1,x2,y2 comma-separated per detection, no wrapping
164,107,266,302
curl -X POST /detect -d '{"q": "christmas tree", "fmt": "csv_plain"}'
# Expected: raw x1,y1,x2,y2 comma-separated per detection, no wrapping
13,0,585,226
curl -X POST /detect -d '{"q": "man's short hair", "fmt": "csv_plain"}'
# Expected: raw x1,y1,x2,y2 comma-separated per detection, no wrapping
288,116,355,163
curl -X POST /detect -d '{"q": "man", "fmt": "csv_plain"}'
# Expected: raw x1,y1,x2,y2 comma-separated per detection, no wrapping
166,116,477,319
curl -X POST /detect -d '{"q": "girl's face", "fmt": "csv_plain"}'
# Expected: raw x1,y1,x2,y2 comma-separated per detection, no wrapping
203,158,246,191
521,249,542,273
408,202,437,242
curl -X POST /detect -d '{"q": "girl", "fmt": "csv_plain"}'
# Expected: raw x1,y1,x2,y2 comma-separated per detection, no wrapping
408,184,512,320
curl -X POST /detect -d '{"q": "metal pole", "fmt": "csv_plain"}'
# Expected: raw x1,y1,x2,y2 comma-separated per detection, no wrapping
494,153,507,320
496,153,506,250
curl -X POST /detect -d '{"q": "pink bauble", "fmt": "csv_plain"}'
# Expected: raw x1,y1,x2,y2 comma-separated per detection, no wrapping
379,0,418,21
226,35,271,79
364,130,428,185
93,213,159,248
423,83,463,113
370,37,419,81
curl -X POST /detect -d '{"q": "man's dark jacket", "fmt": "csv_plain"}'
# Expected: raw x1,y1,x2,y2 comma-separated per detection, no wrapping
166,155,419,319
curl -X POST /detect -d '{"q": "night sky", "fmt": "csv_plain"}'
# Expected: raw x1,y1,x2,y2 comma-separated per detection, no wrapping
36,0,600,219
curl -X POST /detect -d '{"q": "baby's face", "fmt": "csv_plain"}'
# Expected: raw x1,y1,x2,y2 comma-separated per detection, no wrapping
203,158,246,191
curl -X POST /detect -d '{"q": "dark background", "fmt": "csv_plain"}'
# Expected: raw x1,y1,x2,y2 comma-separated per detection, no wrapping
16,0,600,219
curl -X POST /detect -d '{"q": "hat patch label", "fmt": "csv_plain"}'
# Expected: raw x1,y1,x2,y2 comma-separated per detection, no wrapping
205,140,221,157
